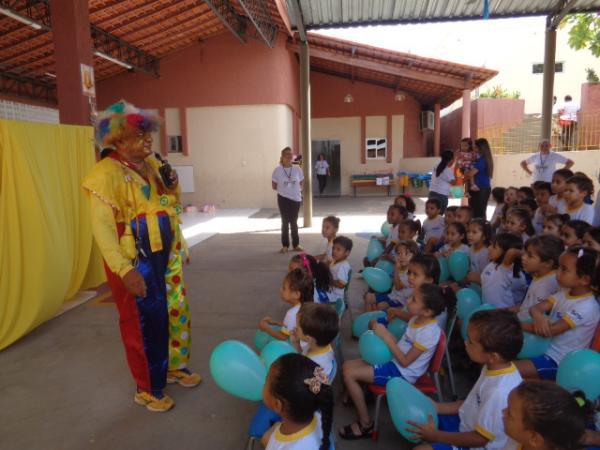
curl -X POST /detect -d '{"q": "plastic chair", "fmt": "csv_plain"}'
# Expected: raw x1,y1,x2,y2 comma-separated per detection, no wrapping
344,269,353,321
368,330,447,442
442,309,458,400
590,323,600,352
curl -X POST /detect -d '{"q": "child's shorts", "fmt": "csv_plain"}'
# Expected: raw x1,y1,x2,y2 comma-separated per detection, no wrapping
430,415,469,450
530,354,558,380
375,293,403,308
373,361,403,386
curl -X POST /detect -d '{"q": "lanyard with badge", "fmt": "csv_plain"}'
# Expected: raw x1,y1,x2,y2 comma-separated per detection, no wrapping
282,166,296,187
537,152,548,173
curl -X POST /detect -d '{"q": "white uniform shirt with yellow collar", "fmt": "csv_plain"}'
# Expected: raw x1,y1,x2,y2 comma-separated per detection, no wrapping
282,303,301,336
423,215,445,242
549,195,567,214
481,262,528,308
566,203,595,224
392,317,441,384
266,413,324,450
327,259,351,302
459,364,523,450
388,269,412,305
517,272,559,321
303,345,335,381
545,290,600,364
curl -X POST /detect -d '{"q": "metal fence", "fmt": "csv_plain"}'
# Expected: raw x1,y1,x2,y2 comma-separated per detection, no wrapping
477,110,600,154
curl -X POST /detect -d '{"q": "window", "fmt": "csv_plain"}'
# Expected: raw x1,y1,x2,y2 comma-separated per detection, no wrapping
366,138,387,160
532,62,563,74
168,135,183,153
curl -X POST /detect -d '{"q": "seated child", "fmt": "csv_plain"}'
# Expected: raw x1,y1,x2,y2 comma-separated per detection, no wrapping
422,198,445,253
328,236,353,303
339,283,445,440
517,186,535,202
532,181,552,234
583,226,600,251
289,253,331,304
436,222,469,258
564,173,595,224
293,303,339,378
560,219,590,247
544,168,574,216
409,310,524,450
489,187,506,231
466,218,491,285
516,246,600,381
517,198,538,221
543,213,569,238
364,240,419,311
511,235,562,320
502,381,593,450
395,193,417,220
262,354,334,449
497,187,519,234
505,207,535,243
258,269,314,341
456,206,473,226
365,205,407,267
399,219,421,242
481,233,527,308
316,216,339,263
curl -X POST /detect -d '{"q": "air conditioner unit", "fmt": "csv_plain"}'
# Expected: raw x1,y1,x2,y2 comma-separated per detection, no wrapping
420,110,435,130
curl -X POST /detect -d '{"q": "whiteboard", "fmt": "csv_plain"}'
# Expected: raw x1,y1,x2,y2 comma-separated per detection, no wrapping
173,165,195,193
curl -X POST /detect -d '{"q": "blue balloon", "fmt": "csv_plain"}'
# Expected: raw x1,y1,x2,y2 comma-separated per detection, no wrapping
352,311,386,338
437,257,449,283
517,332,551,359
359,331,393,365
254,325,282,351
450,185,464,199
468,283,482,297
261,340,297,370
456,288,482,320
387,377,438,443
381,222,392,238
557,349,600,400
363,267,393,293
375,259,395,277
461,303,497,340
449,251,470,282
367,238,385,262
388,318,408,340
209,340,267,401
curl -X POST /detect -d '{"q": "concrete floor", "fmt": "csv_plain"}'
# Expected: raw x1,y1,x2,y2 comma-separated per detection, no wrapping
0,196,464,450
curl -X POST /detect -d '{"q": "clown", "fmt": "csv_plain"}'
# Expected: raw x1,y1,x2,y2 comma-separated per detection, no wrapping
83,101,200,412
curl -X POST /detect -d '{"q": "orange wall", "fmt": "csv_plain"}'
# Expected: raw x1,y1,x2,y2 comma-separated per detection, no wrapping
96,32,299,116
310,71,424,157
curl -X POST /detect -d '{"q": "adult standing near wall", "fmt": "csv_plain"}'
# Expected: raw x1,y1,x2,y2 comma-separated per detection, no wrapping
315,153,330,196
272,147,304,253
465,138,494,219
520,139,573,183
559,95,580,150
83,101,200,413
428,150,456,214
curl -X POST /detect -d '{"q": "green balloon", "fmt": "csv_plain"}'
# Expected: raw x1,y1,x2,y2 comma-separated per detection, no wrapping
449,251,470,282
260,340,297,371
437,257,449,283
352,311,386,338
359,331,393,365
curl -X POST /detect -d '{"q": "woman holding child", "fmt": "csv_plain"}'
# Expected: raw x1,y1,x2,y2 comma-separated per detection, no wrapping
464,138,494,219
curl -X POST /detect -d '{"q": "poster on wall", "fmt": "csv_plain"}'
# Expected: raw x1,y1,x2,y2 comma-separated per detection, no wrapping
80,64,96,97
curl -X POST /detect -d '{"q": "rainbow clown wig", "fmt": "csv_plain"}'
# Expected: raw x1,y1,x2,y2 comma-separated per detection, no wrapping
96,100,161,147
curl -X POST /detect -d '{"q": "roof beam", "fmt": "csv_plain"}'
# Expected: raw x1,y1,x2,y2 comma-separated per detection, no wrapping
286,0,306,41
201,0,247,44
549,0,578,29
237,0,278,48
0,69,56,104
287,42,468,90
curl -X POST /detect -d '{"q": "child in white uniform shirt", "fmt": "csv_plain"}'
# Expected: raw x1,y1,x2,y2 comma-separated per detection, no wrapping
513,235,562,321
339,283,445,440
316,216,339,264
502,381,592,450
481,234,527,308
564,174,595,224
289,253,332,304
466,219,491,285
544,168,573,216
542,213,569,238
436,222,470,258
505,208,535,243
409,310,523,450
259,269,314,341
327,236,352,303
516,246,600,381
560,220,590,248
423,198,445,253
532,181,553,234
263,354,333,450
364,240,419,311
395,194,417,220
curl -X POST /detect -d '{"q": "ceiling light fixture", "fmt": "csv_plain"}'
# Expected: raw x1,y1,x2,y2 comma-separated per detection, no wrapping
344,93,354,103
94,51,133,70
0,7,42,30
394,91,406,102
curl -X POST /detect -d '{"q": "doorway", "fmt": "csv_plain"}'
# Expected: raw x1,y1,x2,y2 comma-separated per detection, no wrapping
311,140,341,197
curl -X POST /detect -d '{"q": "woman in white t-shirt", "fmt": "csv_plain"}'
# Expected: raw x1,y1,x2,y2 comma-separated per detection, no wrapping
272,147,304,253
428,150,456,214
314,153,330,196
520,139,573,183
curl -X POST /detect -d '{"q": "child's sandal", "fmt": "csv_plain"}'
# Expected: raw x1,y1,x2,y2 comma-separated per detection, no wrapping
339,422,374,440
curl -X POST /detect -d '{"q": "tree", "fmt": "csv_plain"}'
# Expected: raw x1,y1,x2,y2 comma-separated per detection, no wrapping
566,13,600,57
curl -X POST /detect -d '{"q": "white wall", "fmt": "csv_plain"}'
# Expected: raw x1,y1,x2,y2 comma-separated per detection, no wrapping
311,115,405,195
167,104,293,208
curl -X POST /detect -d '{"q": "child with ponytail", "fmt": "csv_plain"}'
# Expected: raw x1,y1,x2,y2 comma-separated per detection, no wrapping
289,253,332,303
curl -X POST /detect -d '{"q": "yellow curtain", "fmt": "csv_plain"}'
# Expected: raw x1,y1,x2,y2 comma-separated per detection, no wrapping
0,119,105,350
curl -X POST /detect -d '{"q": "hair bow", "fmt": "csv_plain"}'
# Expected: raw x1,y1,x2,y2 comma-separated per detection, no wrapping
303,367,329,395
